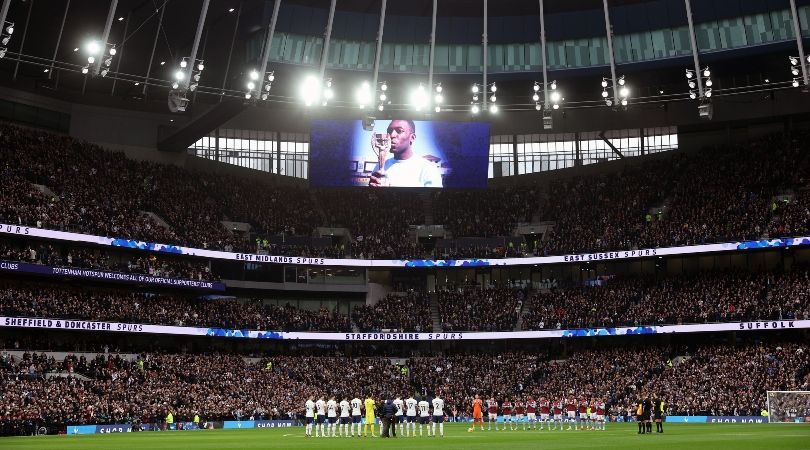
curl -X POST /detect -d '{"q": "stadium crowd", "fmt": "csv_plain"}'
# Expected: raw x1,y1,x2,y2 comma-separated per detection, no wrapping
0,283,350,332
0,342,806,435
522,268,810,330
0,239,216,281
437,288,525,331
351,292,433,332
3,123,810,260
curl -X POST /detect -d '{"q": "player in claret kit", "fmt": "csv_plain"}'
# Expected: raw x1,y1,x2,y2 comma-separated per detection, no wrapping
566,394,577,430
553,397,564,431
588,397,598,430
502,398,513,431
515,399,526,430
526,396,537,430
577,396,588,430
596,397,606,431
487,396,499,431
471,394,485,432
538,396,550,430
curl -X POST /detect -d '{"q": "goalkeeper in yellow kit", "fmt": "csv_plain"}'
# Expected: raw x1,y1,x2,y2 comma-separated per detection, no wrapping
363,396,377,437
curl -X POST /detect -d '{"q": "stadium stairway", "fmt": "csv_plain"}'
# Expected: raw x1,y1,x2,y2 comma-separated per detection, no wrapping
420,191,434,226
309,191,330,225
429,292,442,331
31,183,57,199
140,210,172,231
514,299,528,331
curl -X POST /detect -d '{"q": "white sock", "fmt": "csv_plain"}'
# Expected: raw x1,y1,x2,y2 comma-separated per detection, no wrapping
439,422,444,436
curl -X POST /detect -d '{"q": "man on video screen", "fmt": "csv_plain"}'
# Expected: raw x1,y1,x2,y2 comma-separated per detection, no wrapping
368,119,443,188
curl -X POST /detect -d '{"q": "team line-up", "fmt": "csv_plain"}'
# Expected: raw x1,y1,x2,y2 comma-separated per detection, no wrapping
303,394,610,437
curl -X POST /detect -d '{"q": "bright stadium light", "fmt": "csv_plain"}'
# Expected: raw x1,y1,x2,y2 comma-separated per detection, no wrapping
356,81,372,109
175,70,185,80
532,93,540,102
601,79,608,88
180,60,188,68
550,91,561,103
490,94,496,103
472,84,479,94
247,81,255,90
300,74,322,106
619,87,629,98
550,80,557,90
490,83,497,93
617,76,625,86
703,68,711,77
489,104,498,113
86,40,100,55
533,82,540,92
249,70,259,81
108,47,117,56
410,84,429,111
471,104,479,114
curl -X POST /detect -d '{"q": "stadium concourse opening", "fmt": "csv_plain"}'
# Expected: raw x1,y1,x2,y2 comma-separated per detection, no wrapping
2,0,810,447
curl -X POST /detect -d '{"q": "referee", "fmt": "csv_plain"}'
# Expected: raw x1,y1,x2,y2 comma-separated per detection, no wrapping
642,395,653,434
636,399,644,434
653,396,664,433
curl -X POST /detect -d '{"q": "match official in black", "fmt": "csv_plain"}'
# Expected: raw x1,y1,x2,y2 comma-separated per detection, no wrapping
654,396,664,433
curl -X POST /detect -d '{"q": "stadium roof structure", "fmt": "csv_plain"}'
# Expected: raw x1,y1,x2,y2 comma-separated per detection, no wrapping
0,0,808,149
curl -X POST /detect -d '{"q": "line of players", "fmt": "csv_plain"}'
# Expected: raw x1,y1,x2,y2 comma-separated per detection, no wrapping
303,394,447,438
471,394,607,431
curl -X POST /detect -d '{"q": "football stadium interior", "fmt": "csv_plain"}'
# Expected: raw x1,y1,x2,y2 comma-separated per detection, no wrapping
0,0,809,448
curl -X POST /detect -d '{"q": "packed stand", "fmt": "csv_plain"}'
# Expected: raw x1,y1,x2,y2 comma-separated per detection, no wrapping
0,123,316,252
522,268,810,330
0,239,216,281
437,288,525,331
540,132,810,255
351,292,433,332
0,283,350,332
433,188,537,238
317,189,426,259
0,342,807,435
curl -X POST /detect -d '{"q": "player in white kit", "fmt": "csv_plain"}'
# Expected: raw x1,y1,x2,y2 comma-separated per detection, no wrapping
339,398,351,437
350,397,362,437
304,396,315,437
405,396,417,437
418,398,432,436
393,397,404,436
326,397,338,437
315,397,326,437
431,395,445,437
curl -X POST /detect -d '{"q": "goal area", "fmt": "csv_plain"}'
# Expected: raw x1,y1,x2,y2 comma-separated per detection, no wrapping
766,391,810,423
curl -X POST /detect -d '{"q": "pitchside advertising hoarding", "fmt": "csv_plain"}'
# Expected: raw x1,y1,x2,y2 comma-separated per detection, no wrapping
68,421,295,434
3,316,807,341
2,222,809,268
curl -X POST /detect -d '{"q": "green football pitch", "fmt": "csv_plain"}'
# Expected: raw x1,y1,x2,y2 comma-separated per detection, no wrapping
2,423,808,449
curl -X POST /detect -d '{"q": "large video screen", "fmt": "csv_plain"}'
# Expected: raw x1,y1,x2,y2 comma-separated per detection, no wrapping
309,119,489,188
